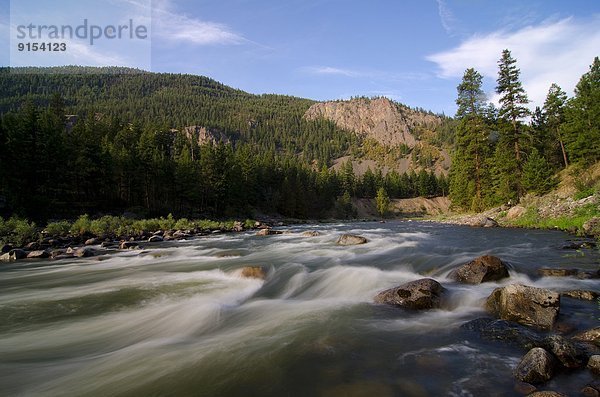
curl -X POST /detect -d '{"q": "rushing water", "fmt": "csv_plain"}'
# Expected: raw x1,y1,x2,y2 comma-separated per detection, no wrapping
0,222,598,396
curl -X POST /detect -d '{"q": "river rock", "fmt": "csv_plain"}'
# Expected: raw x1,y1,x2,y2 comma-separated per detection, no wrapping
538,268,578,277
527,392,567,397
255,228,282,236
581,384,600,397
74,247,97,258
337,234,368,245
583,217,600,237
85,237,99,245
0,249,27,261
148,235,164,242
543,334,585,368
25,241,41,250
374,278,446,310
514,381,537,395
27,250,50,259
119,241,140,250
514,347,557,384
239,266,267,280
588,355,600,375
232,221,244,232
460,318,544,350
561,289,599,301
302,231,320,237
450,255,510,284
486,284,560,330
507,205,527,220
0,244,12,253
573,327,600,346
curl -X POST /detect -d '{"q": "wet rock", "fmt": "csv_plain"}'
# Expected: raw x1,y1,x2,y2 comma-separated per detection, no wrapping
374,278,446,310
26,250,50,259
582,384,600,397
527,392,567,397
255,228,282,236
460,318,544,350
538,268,600,279
514,347,557,384
85,237,99,245
239,266,267,280
172,230,191,239
100,241,117,248
507,205,527,220
449,255,510,284
561,289,599,301
25,241,41,250
514,381,537,395
486,284,560,330
562,241,596,250
573,327,600,346
589,355,600,375
0,249,27,261
119,241,140,250
148,235,164,242
543,334,585,368
301,231,320,237
0,244,13,253
336,234,368,245
74,247,97,258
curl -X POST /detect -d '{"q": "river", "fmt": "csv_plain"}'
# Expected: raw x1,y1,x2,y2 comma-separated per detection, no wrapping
0,221,598,396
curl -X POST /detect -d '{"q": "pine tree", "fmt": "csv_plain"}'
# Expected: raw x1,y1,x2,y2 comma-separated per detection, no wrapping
496,49,529,197
542,84,568,168
449,68,491,210
375,187,390,218
522,148,556,195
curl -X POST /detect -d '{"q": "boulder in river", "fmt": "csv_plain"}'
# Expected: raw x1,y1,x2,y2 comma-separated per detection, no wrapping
374,278,446,310
255,228,283,236
0,248,27,261
74,247,98,258
486,284,560,330
514,347,557,384
450,255,510,284
336,234,368,246
460,318,544,350
239,266,267,280
148,235,164,242
119,241,140,250
543,334,585,369
588,355,600,375
527,392,568,397
302,231,320,237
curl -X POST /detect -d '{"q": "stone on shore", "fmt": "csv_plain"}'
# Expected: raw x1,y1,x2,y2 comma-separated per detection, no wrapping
27,250,51,259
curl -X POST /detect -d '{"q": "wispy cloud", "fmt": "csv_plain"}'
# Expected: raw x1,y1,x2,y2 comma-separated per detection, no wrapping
302,66,429,81
436,0,460,36
426,16,600,108
152,0,245,45
304,66,360,77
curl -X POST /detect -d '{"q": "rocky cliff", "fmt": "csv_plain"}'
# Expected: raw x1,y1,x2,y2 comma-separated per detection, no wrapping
304,97,441,148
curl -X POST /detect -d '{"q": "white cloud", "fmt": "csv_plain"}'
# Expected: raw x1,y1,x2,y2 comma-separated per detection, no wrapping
304,66,360,77
152,0,244,45
436,0,460,36
426,16,600,108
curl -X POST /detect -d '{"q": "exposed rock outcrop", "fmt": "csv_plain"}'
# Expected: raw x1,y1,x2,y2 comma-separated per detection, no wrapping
450,255,510,284
182,125,230,146
374,278,446,310
486,285,560,330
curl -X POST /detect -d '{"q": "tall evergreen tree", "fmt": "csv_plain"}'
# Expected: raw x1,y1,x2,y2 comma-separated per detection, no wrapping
496,49,529,198
542,83,569,168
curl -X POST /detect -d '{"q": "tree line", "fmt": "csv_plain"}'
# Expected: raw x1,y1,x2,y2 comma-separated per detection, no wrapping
450,51,600,210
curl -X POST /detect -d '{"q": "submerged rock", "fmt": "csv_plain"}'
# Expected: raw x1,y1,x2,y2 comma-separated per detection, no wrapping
460,318,544,350
301,231,320,237
239,266,267,280
573,327,600,346
527,392,567,397
450,255,510,284
336,234,367,246
374,278,446,310
561,289,599,301
514,347,557,384
538,268,600,279
543,334,585,369
255,228,282,236
486,284,560,330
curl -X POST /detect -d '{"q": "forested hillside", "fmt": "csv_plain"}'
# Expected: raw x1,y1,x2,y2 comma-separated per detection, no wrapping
0,67,449,221
450,52,600,211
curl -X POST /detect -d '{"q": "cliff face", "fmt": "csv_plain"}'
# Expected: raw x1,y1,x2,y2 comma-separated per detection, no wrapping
304,97,441,147
182,126,230,146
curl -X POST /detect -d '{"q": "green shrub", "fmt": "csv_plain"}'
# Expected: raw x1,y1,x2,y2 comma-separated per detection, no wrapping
244,219,256,229
70,214,92,236
174,218,195,231
158,214,176,231
45,220,72,237
0,216,38,246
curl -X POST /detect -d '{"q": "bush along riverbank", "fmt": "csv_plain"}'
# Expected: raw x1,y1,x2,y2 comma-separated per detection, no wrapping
0,214,268,262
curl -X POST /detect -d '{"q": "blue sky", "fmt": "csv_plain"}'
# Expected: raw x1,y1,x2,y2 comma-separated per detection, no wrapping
1,0,599,115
